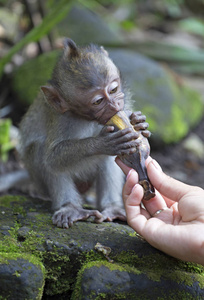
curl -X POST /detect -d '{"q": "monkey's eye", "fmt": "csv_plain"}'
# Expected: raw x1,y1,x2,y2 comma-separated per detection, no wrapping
110,86,118,94
93,98,104,105
109,81,119,95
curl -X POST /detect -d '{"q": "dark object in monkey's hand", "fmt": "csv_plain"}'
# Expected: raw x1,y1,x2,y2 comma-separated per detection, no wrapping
106,111,155,201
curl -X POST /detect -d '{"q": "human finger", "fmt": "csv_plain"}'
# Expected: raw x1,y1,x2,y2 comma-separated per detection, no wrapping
147,160,192,202
115,157,131,175
124,183,151,230
122,169,139,202
142,189,168,217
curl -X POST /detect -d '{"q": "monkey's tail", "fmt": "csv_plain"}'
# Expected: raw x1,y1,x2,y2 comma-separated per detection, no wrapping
0,170,29,192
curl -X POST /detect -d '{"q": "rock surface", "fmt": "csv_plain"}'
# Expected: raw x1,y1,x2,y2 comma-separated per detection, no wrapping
0,254,45,300
56,5,122,46
0,195,204,299
108,48,203,144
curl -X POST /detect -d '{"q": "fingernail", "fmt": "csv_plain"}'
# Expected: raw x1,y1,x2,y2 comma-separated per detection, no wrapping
131,183,143,198
126,169,134,180
151,159,162,172
131,183,140,193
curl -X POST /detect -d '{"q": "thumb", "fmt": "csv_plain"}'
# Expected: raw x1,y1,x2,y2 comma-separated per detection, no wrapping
147,160,192,202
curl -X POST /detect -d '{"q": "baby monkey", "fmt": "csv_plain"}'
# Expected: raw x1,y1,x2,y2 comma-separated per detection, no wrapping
19,38,150,228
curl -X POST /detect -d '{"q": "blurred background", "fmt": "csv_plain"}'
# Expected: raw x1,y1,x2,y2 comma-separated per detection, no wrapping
1,0,204,193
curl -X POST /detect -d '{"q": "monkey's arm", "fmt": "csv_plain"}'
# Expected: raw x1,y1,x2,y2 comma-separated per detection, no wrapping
45,127,140,171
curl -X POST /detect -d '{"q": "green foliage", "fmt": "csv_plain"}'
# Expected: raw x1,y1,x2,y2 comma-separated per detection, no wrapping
96,0,136,5
179,18,204,37
134,41,204,63
0,118,14,162
0,0,73,78
13,50,59,105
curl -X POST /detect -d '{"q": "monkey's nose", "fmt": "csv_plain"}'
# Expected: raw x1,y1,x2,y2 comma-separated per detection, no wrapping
110,105,119,114
113,101,123,112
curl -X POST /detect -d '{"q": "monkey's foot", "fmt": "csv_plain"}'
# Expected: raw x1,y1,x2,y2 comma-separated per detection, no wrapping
52,204,102,228
95,207,127,223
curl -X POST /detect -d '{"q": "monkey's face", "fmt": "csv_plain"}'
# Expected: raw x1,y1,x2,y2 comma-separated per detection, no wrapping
89,77,124,125
43,40,125,122
72,64,125,124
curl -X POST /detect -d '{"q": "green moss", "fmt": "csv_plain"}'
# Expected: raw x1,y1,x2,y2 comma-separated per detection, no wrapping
0,195,27,208
0,252,45,273
0,252,45,300
1,198,204,298
0,220,77,296
115,250,204,288
72,260,141,300
13,50,59,105
142,104,160,133
140,70,204,144
162,73,203,144
43,250,72,296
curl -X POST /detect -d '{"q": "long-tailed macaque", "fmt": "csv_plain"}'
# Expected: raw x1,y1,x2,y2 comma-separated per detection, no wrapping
19,38,150,228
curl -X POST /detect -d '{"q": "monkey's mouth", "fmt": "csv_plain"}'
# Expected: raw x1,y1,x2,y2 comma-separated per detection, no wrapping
98,111,122,125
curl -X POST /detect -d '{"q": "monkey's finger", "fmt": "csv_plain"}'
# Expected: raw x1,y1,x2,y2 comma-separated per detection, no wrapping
119,147,138,155
141,130,151,138
111,127,136,137
130,113,146,124
86,209,103,219
112,130,140,142
131,111,142,117
121,139,141,149
68,209,102,225
134,122,149,131
95,207,127,223
102,125,115,133
52,213,69,229
114,135,141,150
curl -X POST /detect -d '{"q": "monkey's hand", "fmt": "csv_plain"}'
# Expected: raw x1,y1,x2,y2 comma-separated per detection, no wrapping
52,204,102,228
95,206,126,223
129,111,151,138
96,126,140,156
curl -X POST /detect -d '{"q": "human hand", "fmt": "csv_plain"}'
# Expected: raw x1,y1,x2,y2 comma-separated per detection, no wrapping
116,157,204,265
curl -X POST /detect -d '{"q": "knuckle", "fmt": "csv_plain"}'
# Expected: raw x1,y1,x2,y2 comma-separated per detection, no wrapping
122,128,131,134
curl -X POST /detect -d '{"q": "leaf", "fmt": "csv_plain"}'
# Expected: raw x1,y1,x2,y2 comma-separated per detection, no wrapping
0,0,73,78
0,118,12,162
179,18,204,37
132,41,204,63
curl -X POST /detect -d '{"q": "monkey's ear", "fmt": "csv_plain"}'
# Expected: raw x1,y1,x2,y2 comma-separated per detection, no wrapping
41,86,69,113
63,38,79,59
100,46,109,57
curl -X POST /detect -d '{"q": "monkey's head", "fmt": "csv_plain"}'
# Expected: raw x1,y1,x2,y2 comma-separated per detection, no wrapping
41,38,125,124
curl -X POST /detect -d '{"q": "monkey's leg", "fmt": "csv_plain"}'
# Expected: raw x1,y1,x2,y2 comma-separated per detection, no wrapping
49,173,102,228
95,156,126,223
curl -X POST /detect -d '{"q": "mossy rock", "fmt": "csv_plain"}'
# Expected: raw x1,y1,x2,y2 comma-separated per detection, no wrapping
1,195,204,299
108,48,203,145
72,261,204,300
12,47,203,145
56,5,122,46
0,252,45,300
12,50,59,107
